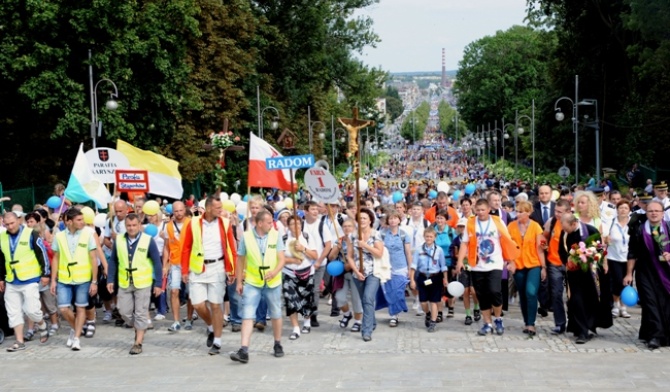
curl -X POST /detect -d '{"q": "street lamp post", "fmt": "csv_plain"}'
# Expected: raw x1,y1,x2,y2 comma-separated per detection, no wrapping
580,99,601,184
516,101,535,184
515,110,532,181
554,75,580,184
307,106,326,154
88,50,119,149
492,120,509,162
331,115,346,169
259,106,279,140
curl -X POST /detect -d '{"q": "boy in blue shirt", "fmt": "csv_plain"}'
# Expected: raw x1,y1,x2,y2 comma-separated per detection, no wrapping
409,227,448,332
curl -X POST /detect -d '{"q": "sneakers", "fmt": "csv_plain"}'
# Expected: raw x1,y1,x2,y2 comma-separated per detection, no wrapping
184,320,193,330
477,323,493,335
230,348,249,364
206,331,214,347
427,322,436,333
103,311,112,324
464,316,473,325
273,343,284,358
473,309,481,322
611,307,620,318
154,314,166,321
494,318,504,335
168,322,181,332
208,344,221,355
254,322,266,332
231,324,241,332
551,325,566,335
71,338,81,351
619,306,631,318
310,315,320,327
66,329,75,348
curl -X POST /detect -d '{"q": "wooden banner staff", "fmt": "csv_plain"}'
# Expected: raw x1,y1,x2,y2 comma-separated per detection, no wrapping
338,108,374,272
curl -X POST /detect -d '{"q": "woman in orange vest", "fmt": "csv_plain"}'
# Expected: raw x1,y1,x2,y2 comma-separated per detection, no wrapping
507,201,547,336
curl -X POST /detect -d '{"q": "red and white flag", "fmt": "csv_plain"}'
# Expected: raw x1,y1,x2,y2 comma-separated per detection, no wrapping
248,133,296,191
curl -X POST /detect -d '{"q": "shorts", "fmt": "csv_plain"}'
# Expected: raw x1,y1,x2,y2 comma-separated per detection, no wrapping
240,284,282,320
608,259,627,296
189,281,225,305
416,272,444,303
40,289,58,315
471,270,503,310
57,282,91,308
168,265,182,290
457,270,472,288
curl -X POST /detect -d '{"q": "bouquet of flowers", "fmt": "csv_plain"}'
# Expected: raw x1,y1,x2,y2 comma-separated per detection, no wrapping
210,131,240,150
651,225,670,261
567,235,607,273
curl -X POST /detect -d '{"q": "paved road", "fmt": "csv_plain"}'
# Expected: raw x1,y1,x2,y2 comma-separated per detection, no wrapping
0,299,665,391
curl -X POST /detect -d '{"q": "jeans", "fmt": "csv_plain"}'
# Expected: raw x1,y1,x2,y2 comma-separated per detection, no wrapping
226,279,241,325
56,282,91,308
240,284,282,320
547,263,567,328
312,265,326,315
353,275,380,337
152,290,167,315
255,297,268,324
513,267,541,326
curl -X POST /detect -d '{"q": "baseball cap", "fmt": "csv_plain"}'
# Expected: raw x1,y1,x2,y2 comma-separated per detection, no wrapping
457,217,467,227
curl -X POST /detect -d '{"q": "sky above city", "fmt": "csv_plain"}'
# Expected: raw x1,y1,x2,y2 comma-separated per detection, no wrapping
357,0,529,73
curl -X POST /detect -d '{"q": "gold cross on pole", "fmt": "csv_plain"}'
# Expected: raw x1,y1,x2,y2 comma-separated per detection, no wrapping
338,107,375,156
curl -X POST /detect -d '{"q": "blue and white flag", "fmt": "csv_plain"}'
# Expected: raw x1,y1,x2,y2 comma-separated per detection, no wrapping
64,144,112,209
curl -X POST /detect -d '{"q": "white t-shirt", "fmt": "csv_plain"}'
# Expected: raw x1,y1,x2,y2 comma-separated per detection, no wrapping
607,219,629,262
283,233,317,277
202,218,223,260
461,217,504,272
303,218,332,264
401,218,426,254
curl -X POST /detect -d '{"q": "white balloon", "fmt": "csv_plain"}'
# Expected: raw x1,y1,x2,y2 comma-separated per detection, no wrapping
275,201,286,211
220,192,229,201
358,178,369,193
236,201,247,216
437,181,450,193
447,281,465,297
230,193,241,205
94,213,108,229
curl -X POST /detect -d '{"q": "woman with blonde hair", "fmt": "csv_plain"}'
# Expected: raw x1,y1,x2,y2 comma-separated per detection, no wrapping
506,201,547,335
573,191,602,232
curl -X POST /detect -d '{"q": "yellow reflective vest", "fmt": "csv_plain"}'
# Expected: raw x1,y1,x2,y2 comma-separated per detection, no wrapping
54,229,93,284
188,216,234,274
243,229,281,288
0,228,41,282
116,233,154,289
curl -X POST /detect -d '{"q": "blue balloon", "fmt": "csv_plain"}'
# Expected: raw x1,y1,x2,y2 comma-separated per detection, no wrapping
428,190,438,200
452,190,462,201
144,224,158,237
326,260,345,277
243,195,249,202
392,191,404,203
165,204,173,214
620,285,638,307
46,196,62,209
464,183,476,196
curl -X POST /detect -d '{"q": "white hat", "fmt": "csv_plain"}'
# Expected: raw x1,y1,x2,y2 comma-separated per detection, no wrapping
457,217,467,227
12,210,26,218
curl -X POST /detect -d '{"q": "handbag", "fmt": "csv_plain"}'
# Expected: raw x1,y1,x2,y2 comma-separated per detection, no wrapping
293,266,312,281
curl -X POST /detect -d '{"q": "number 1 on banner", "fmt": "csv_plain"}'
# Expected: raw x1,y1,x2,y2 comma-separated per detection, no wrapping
317,177,325,187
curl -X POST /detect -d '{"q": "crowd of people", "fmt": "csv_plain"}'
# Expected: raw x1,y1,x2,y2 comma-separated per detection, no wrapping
0,145,669,362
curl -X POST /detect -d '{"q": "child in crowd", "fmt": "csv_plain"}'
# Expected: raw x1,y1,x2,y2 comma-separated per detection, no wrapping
410,227,447,332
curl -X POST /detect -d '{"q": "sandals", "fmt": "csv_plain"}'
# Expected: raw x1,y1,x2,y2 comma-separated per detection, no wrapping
129,343,143,355
24,330,35,342
436,312,443,323
38,323,49,344
6,342,26,352
85,323,96,338
389,318,398,327
339,313,353,329
289,332,300,340
351,323,361,333
48,325,59,337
